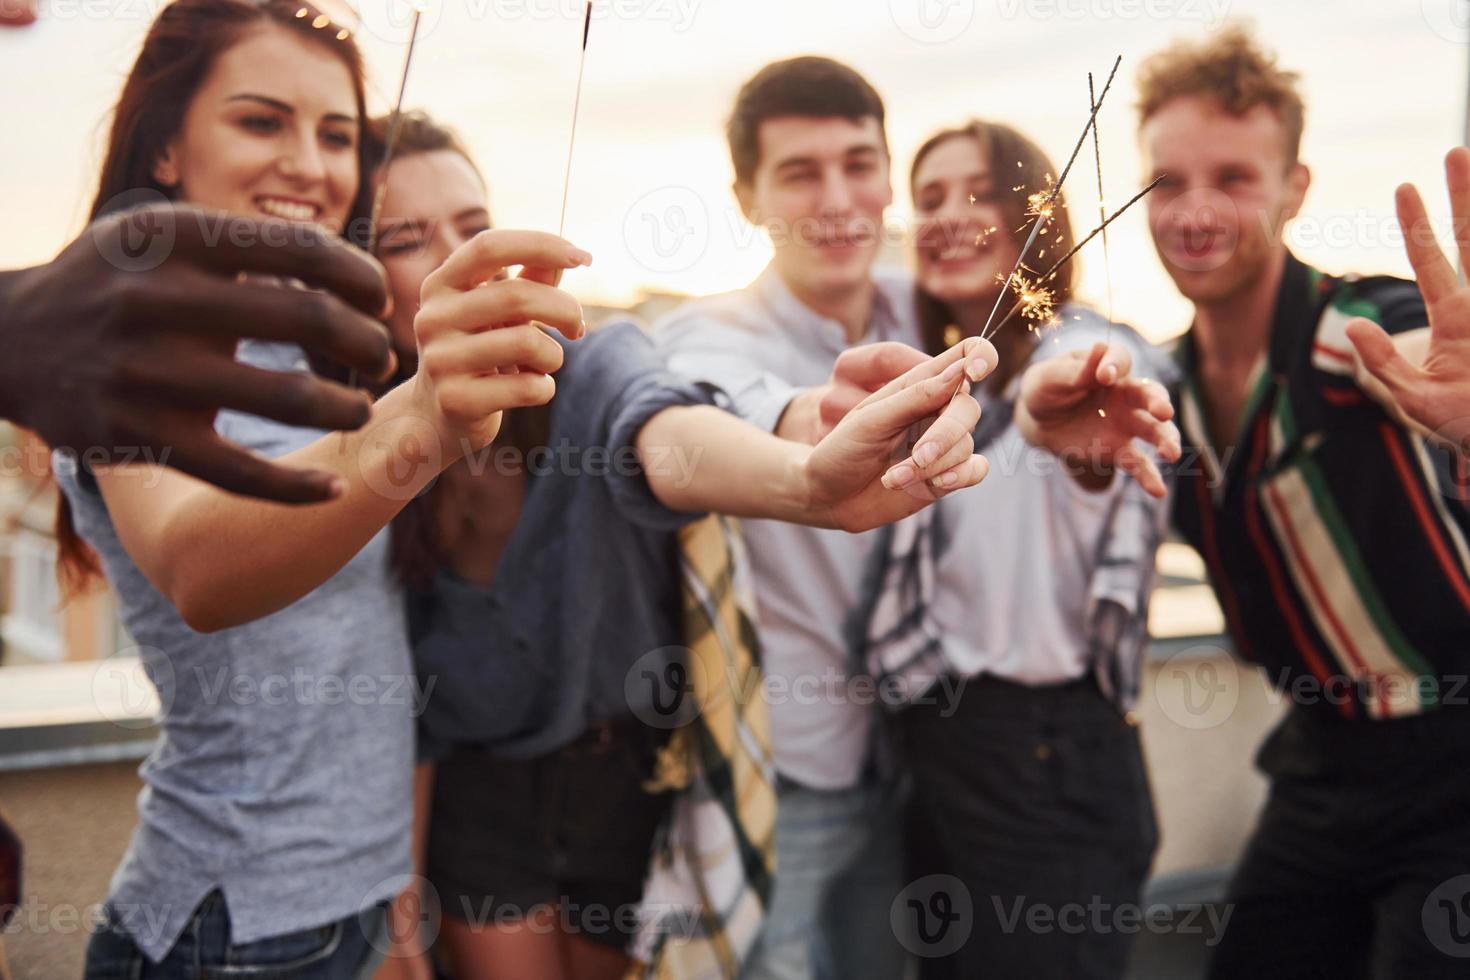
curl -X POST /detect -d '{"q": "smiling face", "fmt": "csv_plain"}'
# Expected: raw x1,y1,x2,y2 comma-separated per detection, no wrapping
736,115,893,305
376,149,492,372
911,133,1020,306
154,23,361,232
1140,95,1309,305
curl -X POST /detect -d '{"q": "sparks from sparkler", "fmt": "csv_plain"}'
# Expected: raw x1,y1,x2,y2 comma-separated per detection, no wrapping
985,174,1166,340
976,54,1121,346
558,0,594,238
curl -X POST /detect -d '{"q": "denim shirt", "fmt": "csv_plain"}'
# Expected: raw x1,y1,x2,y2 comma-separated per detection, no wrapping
408,319,716,759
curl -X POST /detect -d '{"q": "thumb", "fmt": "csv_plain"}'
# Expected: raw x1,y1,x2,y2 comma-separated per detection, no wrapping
1345,317,1421,395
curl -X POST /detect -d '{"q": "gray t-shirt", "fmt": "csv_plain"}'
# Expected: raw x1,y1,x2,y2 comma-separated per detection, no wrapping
55,341,412,963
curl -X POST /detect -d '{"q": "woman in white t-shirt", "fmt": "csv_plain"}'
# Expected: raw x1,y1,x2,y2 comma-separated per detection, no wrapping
868,119,1175,979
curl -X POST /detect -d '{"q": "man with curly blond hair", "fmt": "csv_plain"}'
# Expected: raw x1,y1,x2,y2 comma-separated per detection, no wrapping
1135,22,1470,978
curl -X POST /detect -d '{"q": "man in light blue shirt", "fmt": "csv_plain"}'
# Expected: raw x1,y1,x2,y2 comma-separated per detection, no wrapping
656,56,919,979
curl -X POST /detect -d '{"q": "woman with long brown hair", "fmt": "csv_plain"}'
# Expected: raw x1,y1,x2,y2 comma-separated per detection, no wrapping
857,120,1177,978
66,2,591,974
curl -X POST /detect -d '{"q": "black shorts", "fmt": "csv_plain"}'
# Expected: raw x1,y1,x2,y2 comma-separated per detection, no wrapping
425,722,671,950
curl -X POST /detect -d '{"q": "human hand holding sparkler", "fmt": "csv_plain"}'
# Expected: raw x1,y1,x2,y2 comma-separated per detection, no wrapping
1015,342,1181,498
1346,147,1470,456
411,230,591,455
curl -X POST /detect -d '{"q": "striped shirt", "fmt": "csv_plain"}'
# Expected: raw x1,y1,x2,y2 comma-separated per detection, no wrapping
1171,252,1470,722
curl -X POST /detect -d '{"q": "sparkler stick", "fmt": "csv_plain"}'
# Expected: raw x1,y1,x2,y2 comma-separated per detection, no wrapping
558,0,593,237
976,55,1122,345
1088,72,1115,344
986,174,1165,340
368,4,426,247
346,1,425,392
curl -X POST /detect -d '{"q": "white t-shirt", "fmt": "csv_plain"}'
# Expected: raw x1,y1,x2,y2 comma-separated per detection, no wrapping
931,308,1161,685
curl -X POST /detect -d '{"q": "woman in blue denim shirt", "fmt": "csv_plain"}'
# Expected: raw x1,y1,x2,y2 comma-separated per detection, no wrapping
362,111,1000,980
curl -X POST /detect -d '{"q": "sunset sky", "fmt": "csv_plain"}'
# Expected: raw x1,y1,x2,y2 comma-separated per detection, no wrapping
3,0,1467,341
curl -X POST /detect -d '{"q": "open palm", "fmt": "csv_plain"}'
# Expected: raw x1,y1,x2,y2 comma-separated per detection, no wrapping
1347,147,1470,455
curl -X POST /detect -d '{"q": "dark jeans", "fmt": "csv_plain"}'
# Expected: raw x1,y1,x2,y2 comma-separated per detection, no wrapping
897,675,1158,980
83,891,390,979
1207,705,1470,980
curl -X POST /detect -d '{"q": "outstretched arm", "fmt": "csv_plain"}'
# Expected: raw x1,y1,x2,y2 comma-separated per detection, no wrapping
639,339,995,532
1346,147,1470,455
1014,341,1182,499
94,230,590,633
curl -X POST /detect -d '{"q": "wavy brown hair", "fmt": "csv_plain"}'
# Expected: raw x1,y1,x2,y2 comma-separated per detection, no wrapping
54,0,374,595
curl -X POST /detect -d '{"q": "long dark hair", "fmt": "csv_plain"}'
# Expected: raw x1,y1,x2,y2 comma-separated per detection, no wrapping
55,0,373,594
911,121,1078,388
369,111,553,590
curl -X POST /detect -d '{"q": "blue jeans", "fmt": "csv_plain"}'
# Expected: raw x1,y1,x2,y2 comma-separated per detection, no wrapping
741,773,909,980
83,891,390,979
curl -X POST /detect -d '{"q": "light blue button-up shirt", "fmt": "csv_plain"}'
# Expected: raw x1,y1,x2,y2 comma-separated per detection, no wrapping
655,264,920,789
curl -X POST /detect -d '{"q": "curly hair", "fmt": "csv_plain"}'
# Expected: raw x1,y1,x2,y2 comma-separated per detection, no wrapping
1137,23,1305,164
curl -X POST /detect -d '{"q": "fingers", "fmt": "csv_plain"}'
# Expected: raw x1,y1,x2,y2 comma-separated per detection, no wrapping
1117,378,1176,423
861,337,997,409
910,455,991,502
1447,147,1470,278
417,277,585,343
0,0,38,26
149,355,376,433
859,360,968,439
435,372,558,423
164,207,391,316
158,427,343,504
153,274,397,382
884,386,983,489
1345,316,1423,399
421,324,566,381
1120,409,1183,463
1395,181,1458,304
422,230,592,297
1074,342,1134,388
1115,443,1167,499
832,342,932,395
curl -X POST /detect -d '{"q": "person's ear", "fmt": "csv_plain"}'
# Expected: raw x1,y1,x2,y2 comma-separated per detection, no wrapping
1283,161,1311,221
153,145,181,188
734,179,759,225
